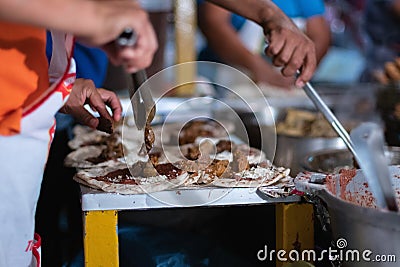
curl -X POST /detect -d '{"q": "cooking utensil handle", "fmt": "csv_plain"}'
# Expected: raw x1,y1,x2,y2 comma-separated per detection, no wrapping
298,72,359,163
116,28,137,47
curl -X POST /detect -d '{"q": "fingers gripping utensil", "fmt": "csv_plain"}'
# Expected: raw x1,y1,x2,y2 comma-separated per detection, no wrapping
350,122,399,212
117,28,156,130
265,40,398,211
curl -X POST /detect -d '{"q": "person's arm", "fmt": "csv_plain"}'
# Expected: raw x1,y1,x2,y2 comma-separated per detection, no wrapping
0,0,158,73
206,0,316,87
198,2,294,87
198,4,257,73
305,16,331,64
0,0,135,45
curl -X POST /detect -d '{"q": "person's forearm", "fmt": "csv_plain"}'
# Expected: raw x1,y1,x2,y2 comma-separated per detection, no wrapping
0,0,108,38
206,0,317,86
206,32,257,72
206,0,293,32
0,0,139,43
0,0,151,48
0,0,157,72
306,16,331,64
198,3,258,71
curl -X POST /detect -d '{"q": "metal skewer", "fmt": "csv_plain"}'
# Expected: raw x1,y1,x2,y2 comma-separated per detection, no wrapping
117,28,156,130
297,71,361,164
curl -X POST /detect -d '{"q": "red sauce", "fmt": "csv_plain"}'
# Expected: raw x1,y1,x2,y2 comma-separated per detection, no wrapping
325,174,335,195
95,168,137,185
339,169,357,199
155,163,183,179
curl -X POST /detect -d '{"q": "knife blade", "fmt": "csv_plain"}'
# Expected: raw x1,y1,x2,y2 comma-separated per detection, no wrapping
117,28,156,130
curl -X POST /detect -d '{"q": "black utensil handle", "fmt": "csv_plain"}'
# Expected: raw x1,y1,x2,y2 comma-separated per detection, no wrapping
132,70,148,90
116,28,137,47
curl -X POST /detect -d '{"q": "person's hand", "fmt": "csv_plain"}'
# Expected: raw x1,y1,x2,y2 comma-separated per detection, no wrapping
374,58,400,85
250,56,295,88
0,0,157,73
200,0,317,86
262,13,316,87
59,79,122,129
76,1,158,73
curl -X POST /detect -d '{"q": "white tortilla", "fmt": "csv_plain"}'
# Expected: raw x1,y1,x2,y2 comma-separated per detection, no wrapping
74,162,189,194
234,143,267,164
64,145,124,168
68,120,289,191
211,166,291,188
68,125,111,150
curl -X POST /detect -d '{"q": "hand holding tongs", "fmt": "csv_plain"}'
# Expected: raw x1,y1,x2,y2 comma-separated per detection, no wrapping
264,40,357,158
117,28,156,130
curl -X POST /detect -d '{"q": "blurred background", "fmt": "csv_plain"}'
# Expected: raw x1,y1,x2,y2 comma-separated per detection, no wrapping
36,1,400,266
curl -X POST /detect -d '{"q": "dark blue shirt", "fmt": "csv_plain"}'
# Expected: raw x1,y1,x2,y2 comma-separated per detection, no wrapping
198,0,325,63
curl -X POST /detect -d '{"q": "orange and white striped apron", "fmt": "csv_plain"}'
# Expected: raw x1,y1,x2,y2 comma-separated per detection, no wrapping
0,26,76,267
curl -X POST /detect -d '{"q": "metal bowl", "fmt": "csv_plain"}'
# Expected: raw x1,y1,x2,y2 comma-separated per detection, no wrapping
295,166,400,267
302,146,400,173
274,135,346,176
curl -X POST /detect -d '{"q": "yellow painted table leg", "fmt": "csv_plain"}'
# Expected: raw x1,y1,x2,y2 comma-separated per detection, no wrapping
83,210,119,267
276,203,314,267
174,0,196,96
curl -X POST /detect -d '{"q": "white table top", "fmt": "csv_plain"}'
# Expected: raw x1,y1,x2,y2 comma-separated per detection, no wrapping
80,185,300,211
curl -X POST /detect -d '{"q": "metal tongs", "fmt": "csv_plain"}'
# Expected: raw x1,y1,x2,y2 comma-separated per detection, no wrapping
117,28,156,130
299,72,398,211
298,71,359,162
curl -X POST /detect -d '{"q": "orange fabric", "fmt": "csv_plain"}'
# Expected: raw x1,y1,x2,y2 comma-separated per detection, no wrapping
0,22,49,136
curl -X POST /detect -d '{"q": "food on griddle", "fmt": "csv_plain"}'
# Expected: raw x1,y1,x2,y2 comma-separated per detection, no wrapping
144,122,157,166
181,139,216,161
69,116,293,194
144,123,155,151
276,108,351,138
216,140,232,153
231,149,250,172
64,131,128,168
96,116,114,134
74,162,189,194
131,160,158,177
178,119,226,145
86,140,124,164
185,146,201,160
204,159,230,177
